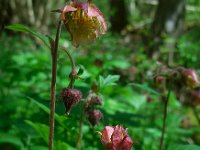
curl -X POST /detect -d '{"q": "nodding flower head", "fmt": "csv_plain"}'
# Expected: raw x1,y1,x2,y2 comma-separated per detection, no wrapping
86,109,103,126
84,93,102,111
190,90,200,106
60,0,107,47
182,69,199,88
60,88,82,115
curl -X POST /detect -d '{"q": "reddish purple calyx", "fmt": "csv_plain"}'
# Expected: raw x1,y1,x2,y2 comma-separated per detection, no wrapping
60,88,82,115
100,125,134,150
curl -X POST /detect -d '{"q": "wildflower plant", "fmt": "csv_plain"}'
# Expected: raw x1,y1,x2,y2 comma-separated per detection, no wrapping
5,0,134,150
154,65,200,150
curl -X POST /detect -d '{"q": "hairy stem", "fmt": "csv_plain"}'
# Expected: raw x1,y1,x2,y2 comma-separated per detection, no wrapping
192,106,200,125
159,89,171,150
49,21,62,150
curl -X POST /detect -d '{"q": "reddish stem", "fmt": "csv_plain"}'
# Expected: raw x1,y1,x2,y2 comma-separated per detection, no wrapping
49,21,62,150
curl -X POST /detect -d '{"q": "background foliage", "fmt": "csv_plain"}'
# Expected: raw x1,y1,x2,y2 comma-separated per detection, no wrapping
0,0,200,150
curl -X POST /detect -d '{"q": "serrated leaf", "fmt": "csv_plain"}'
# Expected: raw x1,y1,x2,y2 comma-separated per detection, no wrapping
5,24,50,48
98,75,120,88
167,144,200,150
25,120,49,144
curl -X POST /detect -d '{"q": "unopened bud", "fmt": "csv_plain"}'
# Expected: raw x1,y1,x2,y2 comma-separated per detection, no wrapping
60,88,82,115
191,91,200,106
86,110,103,126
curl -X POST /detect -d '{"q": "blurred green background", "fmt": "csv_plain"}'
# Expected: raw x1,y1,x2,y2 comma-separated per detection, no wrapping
0,0,200,150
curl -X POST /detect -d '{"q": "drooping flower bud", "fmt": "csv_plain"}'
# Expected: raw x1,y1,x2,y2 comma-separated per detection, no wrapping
182,69,199,88
155,76,166,86
60,1,107,47
100,125,134,150
190,90,200,106
154,75,166,93
60,88,82,115
84,93,102,111
86,110,103,126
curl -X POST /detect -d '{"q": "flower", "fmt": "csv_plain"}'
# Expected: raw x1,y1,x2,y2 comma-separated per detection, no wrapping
60,88,82,114
100,125,134,150
182,69,199,88
86,109,103,126
60,0,107,47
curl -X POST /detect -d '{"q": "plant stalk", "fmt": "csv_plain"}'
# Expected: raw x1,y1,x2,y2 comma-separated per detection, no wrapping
49,21,62,150
77,104,84,150
159,89,171,150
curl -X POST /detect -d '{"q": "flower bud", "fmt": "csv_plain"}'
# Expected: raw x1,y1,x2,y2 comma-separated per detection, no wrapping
84,93,102,111
190,91,200,106
154,76,166,93
86,110,103,126
91,95,102,105
100,125,134,150
60,88,82,115
155,76,166,86
60,1,107,47
182,69,199,88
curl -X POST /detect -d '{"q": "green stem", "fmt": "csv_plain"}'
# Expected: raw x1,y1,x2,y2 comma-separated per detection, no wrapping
49,21,62,150
159,88,171,150
77,104,84,150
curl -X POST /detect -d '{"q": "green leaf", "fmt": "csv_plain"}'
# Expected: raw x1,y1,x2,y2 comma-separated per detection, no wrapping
77,65,85,76
54,141,76,150
25,121,75,150
0,133,24,149
167,144,200,150
98,75,120,88
25,120,49,144
129,82,160,95
105,59,130,69
5,24,50,48
26,97,68,127
30,145,48,150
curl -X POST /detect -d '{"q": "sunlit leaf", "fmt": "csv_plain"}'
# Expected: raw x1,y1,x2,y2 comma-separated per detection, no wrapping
98,75,120,88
